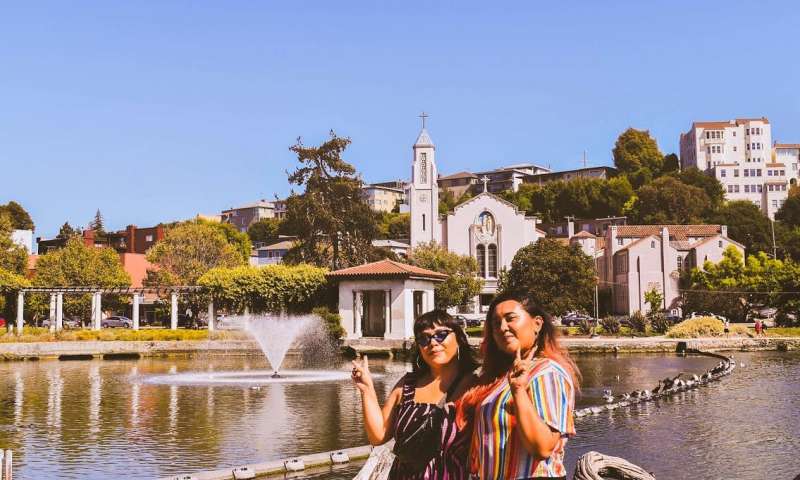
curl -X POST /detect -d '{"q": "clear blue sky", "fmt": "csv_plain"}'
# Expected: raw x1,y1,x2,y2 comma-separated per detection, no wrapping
2,1,799,239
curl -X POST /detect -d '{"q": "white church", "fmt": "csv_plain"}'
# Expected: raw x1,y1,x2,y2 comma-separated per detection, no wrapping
408,121,544,310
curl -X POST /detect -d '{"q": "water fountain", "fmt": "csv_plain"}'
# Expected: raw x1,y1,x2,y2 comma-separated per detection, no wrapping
143,312,360,386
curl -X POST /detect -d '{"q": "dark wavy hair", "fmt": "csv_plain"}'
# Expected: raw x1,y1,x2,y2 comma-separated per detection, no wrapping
411,309,480,377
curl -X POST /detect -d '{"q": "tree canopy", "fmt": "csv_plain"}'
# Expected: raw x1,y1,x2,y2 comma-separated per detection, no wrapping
377,212,410,240
0,213,28,276
0,201,34,231
628,176,709,224
145,222,246,285
498,238,596,316
708,201,773,255
247,218,282,245
282,131,381,269
408,242,483,309
776,195,800,228
612,128,664,187
89,209,105,234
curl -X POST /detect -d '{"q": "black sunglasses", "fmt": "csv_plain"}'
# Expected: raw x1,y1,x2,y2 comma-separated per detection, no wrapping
416,329,453,347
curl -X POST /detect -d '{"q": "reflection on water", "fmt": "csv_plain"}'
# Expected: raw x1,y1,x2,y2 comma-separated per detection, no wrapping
0,352,797,479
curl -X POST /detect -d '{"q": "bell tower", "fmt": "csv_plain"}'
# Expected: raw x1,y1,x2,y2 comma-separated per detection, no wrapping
410,112,440,247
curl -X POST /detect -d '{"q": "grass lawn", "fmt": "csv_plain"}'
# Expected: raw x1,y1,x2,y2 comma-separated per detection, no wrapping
0,327,248,343
765,327,800,337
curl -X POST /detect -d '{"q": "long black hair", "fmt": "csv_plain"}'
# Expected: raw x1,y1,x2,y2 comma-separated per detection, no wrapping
411,310,480,376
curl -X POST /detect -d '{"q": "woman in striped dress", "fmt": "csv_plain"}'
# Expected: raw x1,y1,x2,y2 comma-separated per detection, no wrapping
351,310,479,479
458,291,580,480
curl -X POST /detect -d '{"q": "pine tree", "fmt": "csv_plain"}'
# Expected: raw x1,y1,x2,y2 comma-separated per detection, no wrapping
90,209,105,234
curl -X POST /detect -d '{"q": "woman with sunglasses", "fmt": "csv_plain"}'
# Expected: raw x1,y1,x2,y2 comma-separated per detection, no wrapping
351,310,479,480
457,291,580,480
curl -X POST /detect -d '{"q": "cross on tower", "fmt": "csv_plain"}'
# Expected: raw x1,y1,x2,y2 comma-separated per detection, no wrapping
419,111,429,129
481,175,490,193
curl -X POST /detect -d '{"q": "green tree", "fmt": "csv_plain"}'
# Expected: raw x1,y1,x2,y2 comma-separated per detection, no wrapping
33,237,130,318
56,222,80,239
662,153,680,174
644,288,664,312
89,209,105,234
0,201,34,230
708,201,773,255
408,242,483,309
377,212,410,240
247,218,282,246
682,247,781,322
146,222,246,285
283,131,380,269
0,267,30,323
776,195,800,228
0,214,27,275
612,128,664,183
673,167,726,212
630,176,709,224
498,238,595,316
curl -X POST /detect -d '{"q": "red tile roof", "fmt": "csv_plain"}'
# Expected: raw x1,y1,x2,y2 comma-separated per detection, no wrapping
775,143,800,149
572,230,596,238
327,259,448,281
615,225,722,240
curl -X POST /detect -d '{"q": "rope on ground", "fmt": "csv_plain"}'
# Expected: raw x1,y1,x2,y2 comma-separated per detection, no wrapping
573,451,656,480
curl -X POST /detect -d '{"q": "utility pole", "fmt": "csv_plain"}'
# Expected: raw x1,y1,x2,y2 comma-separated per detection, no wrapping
582,150,587,168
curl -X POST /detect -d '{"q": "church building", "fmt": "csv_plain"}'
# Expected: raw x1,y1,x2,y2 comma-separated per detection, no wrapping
409,120,543,310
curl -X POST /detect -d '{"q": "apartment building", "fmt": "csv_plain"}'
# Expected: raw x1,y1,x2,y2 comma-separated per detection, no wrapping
362,184,405,212
679,117,786,218
221,200,275,232
774,143,800,182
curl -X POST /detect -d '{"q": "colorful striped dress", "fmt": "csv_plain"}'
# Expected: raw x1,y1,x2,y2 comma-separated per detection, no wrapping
389,373,470,480
470,358,575,479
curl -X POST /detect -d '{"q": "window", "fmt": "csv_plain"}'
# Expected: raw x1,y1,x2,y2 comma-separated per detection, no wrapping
768,170,773,176
677,255,683,271
773,200,779,209
488,244,498,278
734,169,739,177
727,185,734,193
734,185,740,193
758,185,763,193
718,240,723,248
721,169,726,177
650,240,656,248
744,169,749,177
733,131,736,136
145,234,153,242
793,163,798,171
783,184,787,191
745,185,750,193
781,170,786,176
747,143,750,151
420,153,428,183
757,169,762,176
617,238,623,246
476,245,486,278
769,185,774,191
422,214,426,231
734,146,737,152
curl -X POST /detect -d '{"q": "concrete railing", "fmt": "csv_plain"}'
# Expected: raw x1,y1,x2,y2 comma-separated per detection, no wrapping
0,449,12,480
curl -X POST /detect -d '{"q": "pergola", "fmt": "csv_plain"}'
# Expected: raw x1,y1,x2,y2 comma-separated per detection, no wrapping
12,286,215,333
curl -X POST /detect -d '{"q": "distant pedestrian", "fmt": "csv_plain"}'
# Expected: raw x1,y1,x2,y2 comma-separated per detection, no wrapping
762,322,768,337
754,319,762,337
723,319,730,337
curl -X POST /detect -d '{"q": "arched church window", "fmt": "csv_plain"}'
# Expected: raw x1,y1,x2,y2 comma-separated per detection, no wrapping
476,244,486,278
488,244,498,278
420,153,428,184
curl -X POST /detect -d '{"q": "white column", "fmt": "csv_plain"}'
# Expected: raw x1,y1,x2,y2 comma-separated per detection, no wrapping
384,290,391,338
354,291,363,338
49,294,57,332
94,292,102,330
91,292,96,329
132,293,140,331
56,293,64,331
170,292,178,330
207,300,215,332
16,291,24,334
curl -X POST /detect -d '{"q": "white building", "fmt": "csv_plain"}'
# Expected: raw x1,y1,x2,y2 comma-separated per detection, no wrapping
362,185,405,212
11,229,33,254
408,122,543,310
774,143,800,186
679,117,786,218
603,225,744,315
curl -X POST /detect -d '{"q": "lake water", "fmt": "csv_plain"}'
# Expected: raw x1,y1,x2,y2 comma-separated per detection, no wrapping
0,351,797,479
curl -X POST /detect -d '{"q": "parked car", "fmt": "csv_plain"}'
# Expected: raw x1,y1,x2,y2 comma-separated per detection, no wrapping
42,316,81,329
101,316,133,328
561,312,595,327
453,315,469,329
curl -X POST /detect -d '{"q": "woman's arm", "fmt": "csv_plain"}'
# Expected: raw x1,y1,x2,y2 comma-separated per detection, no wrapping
507,350,561,458
352,355,404,445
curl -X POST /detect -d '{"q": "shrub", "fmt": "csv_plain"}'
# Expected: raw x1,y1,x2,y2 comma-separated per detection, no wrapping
600,316,621,335
312,306,346,341
577,318,594,335
628,311,648,334
649,312,671,334
666,317,724,338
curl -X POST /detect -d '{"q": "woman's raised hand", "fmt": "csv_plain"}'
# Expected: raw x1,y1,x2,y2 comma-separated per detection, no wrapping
351,355,375,395
508,347,533,393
